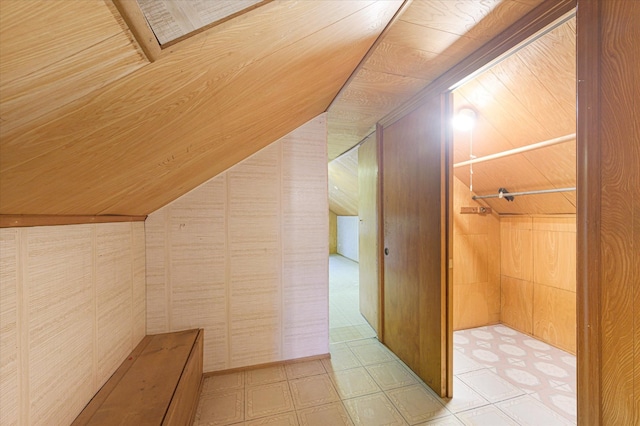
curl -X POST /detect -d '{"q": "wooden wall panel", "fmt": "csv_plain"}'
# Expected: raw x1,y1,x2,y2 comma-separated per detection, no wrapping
228,143,282,367
500,215,576,353
145,115,328,373
131,222,146,345
281,122,329,359
26,225,95,425
452,177,500,330
533,283,576,353
501,276,534,334
500,217,533,281
0,229,18,425
358,134,379,333
0,222,146,424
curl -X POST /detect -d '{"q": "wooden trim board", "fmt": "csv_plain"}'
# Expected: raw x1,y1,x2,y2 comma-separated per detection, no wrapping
0,215,146,228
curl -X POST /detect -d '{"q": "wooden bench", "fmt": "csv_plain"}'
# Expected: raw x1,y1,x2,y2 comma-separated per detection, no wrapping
73,329,203,426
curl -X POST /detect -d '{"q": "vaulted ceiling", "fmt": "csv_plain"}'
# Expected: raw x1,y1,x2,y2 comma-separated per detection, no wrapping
0,0,571,217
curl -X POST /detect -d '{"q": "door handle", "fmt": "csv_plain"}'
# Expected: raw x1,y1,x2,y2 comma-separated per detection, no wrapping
384,248,389,256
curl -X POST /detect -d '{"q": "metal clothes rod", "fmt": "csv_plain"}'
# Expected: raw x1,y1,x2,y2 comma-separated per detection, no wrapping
472,187,576,200
454,133,576,168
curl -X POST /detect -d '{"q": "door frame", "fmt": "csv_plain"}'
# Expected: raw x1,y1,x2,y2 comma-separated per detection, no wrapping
376,0,577,403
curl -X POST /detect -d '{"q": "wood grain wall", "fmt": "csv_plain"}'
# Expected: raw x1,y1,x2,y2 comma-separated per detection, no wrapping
576,1,639,423
500,215,576,353
145,115,328,373
452,177,501,330
0,222,145,425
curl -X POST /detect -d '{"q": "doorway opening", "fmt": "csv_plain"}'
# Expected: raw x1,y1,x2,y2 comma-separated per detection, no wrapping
328,148,377,344
448,11,577,424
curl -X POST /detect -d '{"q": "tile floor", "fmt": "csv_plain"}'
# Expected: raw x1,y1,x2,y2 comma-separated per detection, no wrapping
193,254,577,425
328,255,376,343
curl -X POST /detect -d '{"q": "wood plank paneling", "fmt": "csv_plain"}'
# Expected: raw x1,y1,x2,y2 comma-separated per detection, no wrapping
0,229,18,425
0,222,146,424
281,116,329,359
533,217,576,292
0,0,147,137
358,135,379,333
501,276,533,334
0,0,400,216
329,211,337,254
452,177,501,331
26,225,95,425
500,217,533,281
533,283,576,353
500,215,576,353
145,115,328,373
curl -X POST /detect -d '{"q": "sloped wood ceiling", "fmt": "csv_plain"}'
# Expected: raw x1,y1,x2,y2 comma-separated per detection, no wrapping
328,147,359,216
0,0,402,215
452,17,576,215
326,0,545,160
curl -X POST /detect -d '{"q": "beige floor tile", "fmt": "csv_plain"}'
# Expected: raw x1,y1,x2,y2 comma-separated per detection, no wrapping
343,393,407,426
297,402,354,426
246,382,294,420
329,367,380,399
385,384,450,424
438,377,489,414
455,405,519,426
415,415,464,425
289,374,340,409
347,338,380,348
457,369,525,403
245,365,287,386
203,372,245,393
245,411,298,425
495,395,574,426
366,361,418,390
285,360,326,380
195,388,244,426
349,342,396,366
323,347,361,372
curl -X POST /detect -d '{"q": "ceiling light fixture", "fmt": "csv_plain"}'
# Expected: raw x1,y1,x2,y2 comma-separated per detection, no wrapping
453,107,477,132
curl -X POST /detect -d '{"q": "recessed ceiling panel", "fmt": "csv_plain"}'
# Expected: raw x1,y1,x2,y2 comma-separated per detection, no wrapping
137,0,266,45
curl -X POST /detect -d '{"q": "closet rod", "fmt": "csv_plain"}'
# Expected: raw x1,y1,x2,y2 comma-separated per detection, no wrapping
472,187,576,200
454,133,576,168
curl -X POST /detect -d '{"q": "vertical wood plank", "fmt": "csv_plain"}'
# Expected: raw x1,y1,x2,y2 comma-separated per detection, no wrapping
500,217,533,281
26,225,94,425
145,210,169,334
131,222,146,345
358,135,380,333
228,143,282,367
0,228,18,425
95,223,134,388
281,115,329,359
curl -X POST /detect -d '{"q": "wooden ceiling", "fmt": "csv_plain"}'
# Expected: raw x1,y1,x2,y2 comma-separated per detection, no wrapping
326,0,545,159
328,148,359,216
0,0,401,215
452,16,576,215
1,0,571,217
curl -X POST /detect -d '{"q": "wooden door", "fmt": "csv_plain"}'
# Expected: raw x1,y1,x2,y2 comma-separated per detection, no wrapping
381,93,451,397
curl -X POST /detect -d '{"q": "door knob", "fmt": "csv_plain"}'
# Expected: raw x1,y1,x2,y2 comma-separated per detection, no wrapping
384,248,389,255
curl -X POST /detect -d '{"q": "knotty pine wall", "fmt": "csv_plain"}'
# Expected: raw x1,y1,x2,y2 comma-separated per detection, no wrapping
452,177,501,330
500,215,576,353
145,115,329,373
0,222,145,425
